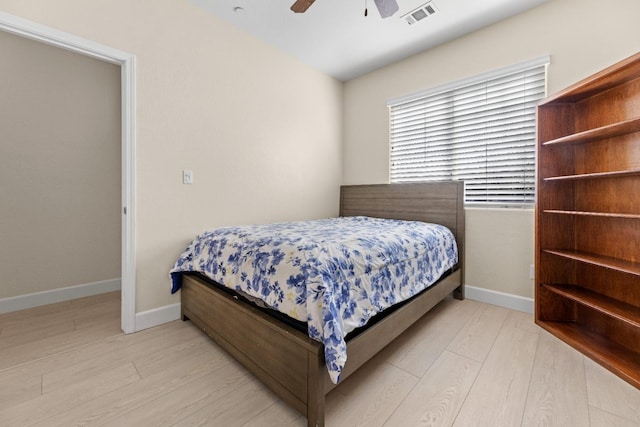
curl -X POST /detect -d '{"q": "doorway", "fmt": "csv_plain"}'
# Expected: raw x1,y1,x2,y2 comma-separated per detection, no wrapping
0,11,136,333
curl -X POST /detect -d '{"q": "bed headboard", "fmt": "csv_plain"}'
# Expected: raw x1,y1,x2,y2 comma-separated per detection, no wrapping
339,182,464,277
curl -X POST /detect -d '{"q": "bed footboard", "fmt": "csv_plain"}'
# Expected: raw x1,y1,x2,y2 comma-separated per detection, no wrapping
329,269,462,392
181,269,462,427
181,274,326,427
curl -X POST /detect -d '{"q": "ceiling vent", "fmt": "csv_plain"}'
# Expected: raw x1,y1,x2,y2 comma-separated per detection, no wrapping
401,1,437,25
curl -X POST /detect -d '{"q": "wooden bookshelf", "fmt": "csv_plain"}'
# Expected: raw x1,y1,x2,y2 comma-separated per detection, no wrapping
536,52,640,390
542,249,640,276
541,117,640,147
543,210,640,220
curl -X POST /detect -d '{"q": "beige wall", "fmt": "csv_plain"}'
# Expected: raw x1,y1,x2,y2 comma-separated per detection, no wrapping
0,1,343,312
0,30,121,299
5,0,636,312
343,0,640,299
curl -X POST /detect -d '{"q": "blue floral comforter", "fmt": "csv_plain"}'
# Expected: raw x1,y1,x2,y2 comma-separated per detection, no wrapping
170,216,458,384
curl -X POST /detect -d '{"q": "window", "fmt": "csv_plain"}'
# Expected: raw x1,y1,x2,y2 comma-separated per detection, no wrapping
388,57,549,205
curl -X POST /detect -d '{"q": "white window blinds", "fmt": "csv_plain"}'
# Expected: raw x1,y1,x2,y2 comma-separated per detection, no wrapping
389,57,549,205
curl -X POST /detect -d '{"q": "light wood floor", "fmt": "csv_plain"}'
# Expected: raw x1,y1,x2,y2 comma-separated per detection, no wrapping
1,292,639,426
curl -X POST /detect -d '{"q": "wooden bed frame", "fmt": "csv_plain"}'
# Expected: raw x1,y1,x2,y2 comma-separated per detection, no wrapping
180,182,465,427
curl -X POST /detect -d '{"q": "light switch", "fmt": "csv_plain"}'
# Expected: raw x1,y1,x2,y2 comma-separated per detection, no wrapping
183,170,193,185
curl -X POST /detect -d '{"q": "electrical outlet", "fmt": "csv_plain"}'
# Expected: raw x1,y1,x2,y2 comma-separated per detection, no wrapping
529,264,535,280
183,170,193,185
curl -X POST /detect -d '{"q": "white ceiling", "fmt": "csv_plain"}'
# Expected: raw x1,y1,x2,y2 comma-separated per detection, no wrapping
191,0,548,81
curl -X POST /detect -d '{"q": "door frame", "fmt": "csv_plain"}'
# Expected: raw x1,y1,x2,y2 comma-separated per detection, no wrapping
0,11,137,333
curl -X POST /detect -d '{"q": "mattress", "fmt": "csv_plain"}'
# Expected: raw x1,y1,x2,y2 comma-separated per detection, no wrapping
170,216,458,383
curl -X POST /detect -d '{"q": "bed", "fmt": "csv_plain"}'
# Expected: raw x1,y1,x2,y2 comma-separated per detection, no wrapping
170,182,464,427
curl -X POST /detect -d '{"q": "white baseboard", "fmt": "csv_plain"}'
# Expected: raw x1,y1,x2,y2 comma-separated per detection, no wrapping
135,303,181,332
132,287,532,332
465,285,534,313
0,278,121,314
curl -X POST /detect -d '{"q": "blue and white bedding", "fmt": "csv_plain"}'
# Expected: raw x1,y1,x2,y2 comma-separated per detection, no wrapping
170,216,458,384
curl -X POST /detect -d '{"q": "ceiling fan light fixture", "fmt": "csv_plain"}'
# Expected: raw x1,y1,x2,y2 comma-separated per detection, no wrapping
289,0,399,19
291,0,315,13
373,0,399,18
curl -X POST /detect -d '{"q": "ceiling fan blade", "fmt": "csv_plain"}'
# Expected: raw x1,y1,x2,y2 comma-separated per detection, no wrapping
373,0,399,18
291,0,316,13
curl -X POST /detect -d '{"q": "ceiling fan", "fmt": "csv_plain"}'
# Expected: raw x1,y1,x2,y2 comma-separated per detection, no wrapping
291,0,400,18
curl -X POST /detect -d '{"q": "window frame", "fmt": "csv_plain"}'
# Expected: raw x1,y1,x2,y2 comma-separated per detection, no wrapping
387,56,550,208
